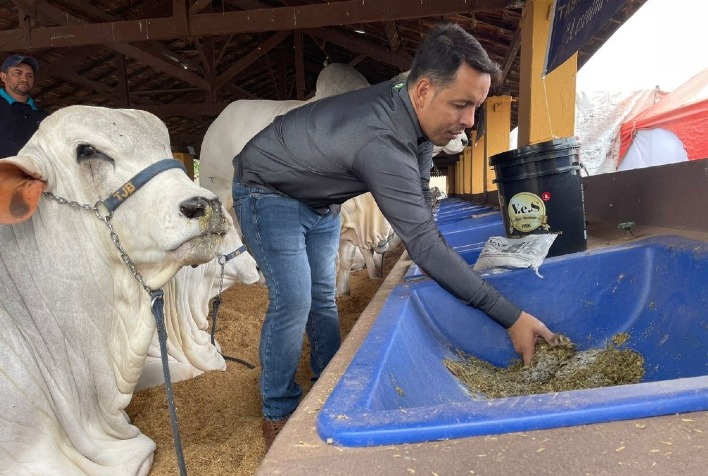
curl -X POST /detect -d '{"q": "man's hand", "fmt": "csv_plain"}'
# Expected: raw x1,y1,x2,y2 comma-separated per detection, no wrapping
507,311,558,366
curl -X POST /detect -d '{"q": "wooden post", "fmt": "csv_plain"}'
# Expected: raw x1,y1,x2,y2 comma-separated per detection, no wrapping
484,95,513,193
446,166,456,195
517,0,577,146
471,134,486,196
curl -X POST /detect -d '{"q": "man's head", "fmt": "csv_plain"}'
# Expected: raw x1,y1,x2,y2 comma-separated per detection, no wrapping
1,54,39,103
408,23,501,146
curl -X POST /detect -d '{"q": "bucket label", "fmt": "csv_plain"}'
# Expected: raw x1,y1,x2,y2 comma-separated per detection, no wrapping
508,192,550,233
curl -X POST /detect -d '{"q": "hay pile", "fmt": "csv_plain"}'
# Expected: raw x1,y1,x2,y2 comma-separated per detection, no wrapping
445,334,645,399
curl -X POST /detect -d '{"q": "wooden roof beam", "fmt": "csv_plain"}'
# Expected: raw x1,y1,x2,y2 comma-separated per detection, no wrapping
273,50,328,76
189,0,214,15
213,30,291,89
55,71,115,95
138,102,229,118
383,21,402,52
222,83,258,100
0,0,518,50
108,43,210,90
192,0,516,36
38,46,101,79
8,0,210,90
307,28,412,71
294,30,305,100
500,25,522,89
35,0,205,77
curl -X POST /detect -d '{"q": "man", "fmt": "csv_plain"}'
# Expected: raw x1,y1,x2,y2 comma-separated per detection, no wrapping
232,23,559,449
0,53,48,158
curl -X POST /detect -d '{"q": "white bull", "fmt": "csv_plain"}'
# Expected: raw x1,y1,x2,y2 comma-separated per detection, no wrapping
137,211,260,391
336,192,395,296
0,105,226,475
433,132,469,155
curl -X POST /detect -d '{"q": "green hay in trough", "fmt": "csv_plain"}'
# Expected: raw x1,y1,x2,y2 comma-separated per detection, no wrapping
444,334,645,399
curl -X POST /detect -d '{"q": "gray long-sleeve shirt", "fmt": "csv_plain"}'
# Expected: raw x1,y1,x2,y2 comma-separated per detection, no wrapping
235,79,521,328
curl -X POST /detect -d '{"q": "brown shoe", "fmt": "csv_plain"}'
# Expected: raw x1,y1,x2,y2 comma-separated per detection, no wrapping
262,417,289,451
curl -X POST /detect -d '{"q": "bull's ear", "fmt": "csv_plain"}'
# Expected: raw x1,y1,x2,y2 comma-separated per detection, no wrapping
0,160,46,224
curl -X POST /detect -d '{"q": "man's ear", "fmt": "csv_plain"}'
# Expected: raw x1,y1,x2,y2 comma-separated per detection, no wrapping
0,160,46,224
411,77,434,110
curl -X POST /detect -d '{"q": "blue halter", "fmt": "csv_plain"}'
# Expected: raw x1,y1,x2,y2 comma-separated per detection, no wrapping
103,159,186,213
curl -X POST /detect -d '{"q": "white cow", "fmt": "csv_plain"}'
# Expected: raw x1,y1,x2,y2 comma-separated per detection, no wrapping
433,132,468,155
336,192,395,296
0,105,227,475
430,186,448,210
137,210,260,391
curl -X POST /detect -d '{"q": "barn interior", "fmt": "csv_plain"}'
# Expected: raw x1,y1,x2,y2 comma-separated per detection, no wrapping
2,1,706,475
1,0,644,159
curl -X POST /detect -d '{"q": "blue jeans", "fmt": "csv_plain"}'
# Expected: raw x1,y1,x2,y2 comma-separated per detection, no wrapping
233,179,341,420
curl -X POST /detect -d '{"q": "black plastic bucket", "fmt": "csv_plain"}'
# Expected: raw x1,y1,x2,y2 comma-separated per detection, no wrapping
489,137,587,257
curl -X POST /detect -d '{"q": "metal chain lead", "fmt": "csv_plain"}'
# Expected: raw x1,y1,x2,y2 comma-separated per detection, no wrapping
217,254,227,296
209,256,227,347
43,192,153,294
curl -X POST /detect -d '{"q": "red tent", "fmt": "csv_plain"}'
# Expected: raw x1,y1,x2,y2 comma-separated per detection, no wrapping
618,67,708,168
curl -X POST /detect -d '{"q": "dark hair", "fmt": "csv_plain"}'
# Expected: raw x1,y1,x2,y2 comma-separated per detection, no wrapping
408,23,501,88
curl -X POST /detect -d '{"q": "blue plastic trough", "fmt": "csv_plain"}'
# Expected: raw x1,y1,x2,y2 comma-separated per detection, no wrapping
318,235,708,447
434,203,495,225
405,207,503,281
404,242,486,281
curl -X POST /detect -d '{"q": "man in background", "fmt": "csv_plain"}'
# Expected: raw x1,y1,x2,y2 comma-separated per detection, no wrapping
1,53,48,158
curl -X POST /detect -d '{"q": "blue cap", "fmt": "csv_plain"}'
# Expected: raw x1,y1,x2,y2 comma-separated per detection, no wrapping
2,54,39,74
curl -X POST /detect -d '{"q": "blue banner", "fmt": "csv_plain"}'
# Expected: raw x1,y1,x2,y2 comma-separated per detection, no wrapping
545,0,628,75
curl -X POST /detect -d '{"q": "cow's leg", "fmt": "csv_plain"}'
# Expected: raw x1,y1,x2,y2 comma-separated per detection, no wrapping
350,246,366,272
372,252,384,278
362,248,383,279
336,241,357,297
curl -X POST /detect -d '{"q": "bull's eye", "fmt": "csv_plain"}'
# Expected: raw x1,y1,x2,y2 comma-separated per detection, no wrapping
77,144,98,159
76,144,114,164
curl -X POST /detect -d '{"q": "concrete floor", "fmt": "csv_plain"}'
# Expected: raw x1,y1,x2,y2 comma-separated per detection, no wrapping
257,222,707,475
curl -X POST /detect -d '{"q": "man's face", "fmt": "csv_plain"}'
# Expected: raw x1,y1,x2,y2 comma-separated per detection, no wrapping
1,63,35,99
411,64,491,147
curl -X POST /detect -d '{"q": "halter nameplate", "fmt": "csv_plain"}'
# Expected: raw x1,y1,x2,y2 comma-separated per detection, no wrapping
219,244,248,265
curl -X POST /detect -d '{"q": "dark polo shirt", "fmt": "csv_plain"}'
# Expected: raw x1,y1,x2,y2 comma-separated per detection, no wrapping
235,80,521,328
0,88,48,158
